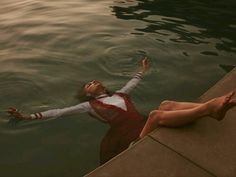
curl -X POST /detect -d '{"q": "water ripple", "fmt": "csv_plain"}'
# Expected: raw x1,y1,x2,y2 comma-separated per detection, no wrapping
111,0,236,53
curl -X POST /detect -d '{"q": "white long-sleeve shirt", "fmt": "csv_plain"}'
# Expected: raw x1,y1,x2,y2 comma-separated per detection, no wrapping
31,72,143,121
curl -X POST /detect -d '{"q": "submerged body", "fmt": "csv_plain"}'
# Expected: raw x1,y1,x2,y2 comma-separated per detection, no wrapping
90,92,145,164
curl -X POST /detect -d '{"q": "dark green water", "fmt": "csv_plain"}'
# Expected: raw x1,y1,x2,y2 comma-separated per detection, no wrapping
0,0,235,176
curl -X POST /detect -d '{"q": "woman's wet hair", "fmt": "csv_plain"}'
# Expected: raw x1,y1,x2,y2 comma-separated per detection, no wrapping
75,83,94,102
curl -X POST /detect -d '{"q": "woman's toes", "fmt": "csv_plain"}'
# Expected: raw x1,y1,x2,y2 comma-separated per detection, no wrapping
226,91,235,100
228,99,236,108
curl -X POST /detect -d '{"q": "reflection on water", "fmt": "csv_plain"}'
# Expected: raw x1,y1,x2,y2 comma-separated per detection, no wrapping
112,0,236,54
0,0,236,176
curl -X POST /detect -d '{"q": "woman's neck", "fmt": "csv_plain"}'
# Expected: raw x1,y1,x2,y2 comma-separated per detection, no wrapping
95,90,108,98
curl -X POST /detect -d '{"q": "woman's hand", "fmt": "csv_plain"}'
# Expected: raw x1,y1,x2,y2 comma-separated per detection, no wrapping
7,107,31,120
140,57,149,74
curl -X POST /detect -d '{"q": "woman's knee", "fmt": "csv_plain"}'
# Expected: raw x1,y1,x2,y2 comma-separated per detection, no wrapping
159,100,175,111
148,110,164,125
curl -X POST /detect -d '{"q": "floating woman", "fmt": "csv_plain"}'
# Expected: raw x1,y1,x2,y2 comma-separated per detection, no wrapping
7,57,236,164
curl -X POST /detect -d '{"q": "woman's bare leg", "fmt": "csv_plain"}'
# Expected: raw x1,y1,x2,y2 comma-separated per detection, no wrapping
158,100,202,111
140,92,235,138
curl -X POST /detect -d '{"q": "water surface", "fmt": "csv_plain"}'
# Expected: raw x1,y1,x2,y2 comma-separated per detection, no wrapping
0,0,235,176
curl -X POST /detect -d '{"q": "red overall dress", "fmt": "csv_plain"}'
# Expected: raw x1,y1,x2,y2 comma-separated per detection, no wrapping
89,92,146,164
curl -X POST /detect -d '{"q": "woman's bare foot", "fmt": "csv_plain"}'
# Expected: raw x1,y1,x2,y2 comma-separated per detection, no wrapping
207,91,235,121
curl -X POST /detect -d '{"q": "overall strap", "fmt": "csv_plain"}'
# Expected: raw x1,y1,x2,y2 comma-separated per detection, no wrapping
114,92,140,115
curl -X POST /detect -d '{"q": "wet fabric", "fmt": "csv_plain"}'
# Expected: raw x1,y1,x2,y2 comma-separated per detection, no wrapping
89,92,146,164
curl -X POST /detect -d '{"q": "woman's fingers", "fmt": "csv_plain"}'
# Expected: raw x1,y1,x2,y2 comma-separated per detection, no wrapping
142,57,149,64
142,57,147,62
139,57,150,73
7,107,17,114
6,107,24,119
142,57,149,69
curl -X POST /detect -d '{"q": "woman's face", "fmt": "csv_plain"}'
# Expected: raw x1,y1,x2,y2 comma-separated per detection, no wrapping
84,80,105,96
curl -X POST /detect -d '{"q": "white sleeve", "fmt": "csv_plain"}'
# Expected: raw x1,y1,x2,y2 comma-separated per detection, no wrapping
30,102,91,119
116,72,143,94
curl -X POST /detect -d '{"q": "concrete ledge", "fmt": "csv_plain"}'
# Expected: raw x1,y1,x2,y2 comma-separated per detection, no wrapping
85,68,236,177
85,137,213,177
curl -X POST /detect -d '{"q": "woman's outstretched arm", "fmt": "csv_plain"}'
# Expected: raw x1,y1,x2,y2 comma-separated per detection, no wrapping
7,102,91,120
116,57,149,94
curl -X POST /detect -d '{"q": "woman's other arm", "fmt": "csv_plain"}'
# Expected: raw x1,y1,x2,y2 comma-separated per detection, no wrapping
7,102,91,120
117,57,149,94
